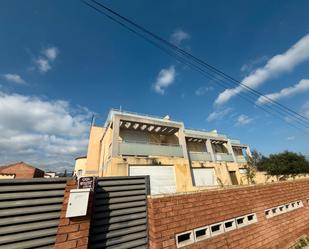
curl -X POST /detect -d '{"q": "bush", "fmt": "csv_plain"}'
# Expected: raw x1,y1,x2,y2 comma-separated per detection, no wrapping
299,238,308,247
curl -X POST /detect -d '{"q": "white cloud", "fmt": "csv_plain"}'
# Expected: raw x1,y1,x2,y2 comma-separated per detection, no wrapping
215,34,309,105
240,55,268,74
287,136,295,141
43,47,58,61
34,46,59,73
3,74,26,84
195,86,214,96
235,114,253,126
153,66,176,95
170,29,191,46
257,79,309,104
35,58,51,73
207,108,233,122
0,91,91,172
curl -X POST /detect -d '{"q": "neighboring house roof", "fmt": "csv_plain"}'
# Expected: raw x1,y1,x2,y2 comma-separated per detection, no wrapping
0,162,44,173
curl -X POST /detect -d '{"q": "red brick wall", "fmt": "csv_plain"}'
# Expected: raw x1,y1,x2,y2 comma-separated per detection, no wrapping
55,179,92,249
148,180,309,249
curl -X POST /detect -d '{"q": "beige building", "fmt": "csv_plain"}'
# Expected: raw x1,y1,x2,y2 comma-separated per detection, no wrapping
75,109,252,194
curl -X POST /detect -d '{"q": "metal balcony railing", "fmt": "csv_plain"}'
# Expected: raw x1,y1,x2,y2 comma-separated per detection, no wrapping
236,155,247,163
215,153,234,162
189,151,213,161
118,141,183,157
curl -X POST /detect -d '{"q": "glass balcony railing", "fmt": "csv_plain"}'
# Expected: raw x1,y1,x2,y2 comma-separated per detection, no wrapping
185,129,227,139
189,151,213,161
230,139,241,144
119,142,183,157
236,155,247,163
105,108,183,127
215,153,234,162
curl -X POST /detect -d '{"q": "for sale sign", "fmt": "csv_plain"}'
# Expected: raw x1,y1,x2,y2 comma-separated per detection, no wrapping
78,176,95,190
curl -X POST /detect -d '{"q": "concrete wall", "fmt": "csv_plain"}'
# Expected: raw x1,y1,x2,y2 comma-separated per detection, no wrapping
74,157,87,176
148,179,309,249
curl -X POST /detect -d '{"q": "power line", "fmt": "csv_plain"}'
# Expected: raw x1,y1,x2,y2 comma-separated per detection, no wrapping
83,0,309,132
89,0,309,127
83,0,309,131
87,0,309,127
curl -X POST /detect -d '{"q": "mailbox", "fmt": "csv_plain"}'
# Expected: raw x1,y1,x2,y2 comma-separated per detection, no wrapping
66,188,91,218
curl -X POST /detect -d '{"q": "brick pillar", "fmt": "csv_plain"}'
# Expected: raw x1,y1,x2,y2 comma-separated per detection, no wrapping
55,179,93,249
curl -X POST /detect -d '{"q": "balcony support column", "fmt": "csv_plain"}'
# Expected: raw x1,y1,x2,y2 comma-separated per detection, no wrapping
226,139,236,162
178,127,188,159
206,139,215,162
111,115,121,157
245,146,252,158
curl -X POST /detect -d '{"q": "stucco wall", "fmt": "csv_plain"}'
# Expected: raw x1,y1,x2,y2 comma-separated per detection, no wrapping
103,156,194,192
84,126,105,175
74,157,87,176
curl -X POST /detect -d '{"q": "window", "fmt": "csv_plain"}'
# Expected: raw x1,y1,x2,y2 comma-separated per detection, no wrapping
176,231,194,248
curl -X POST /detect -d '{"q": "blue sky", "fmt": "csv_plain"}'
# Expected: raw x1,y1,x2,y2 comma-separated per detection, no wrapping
0,0,309,171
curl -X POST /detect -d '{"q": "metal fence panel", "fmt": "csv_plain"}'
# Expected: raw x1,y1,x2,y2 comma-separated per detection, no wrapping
90,176,150,249
0,178,67,249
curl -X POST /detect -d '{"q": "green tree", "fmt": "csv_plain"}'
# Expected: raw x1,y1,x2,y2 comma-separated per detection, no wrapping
257,151,309,178
250,149,263,166
244,149,261,184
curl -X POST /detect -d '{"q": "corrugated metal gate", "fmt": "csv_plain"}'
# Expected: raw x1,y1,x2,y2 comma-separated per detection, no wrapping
90,176,150,249
0,178,67,249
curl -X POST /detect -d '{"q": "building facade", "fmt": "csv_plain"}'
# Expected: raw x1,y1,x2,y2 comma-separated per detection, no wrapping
75,109,252,194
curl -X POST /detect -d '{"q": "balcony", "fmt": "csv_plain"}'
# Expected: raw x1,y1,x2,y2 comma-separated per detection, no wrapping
236,155,247,163
119,141,183,157
230,139,241,144
185,129,227,139
189,151,213,161
215,153,234,162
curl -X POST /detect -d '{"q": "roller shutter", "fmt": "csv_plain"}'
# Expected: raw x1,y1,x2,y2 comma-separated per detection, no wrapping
192,168,217,186
129,166,176,195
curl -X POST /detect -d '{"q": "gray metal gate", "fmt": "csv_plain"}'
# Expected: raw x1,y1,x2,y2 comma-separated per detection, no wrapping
90,176,150,249
0,178,67,249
